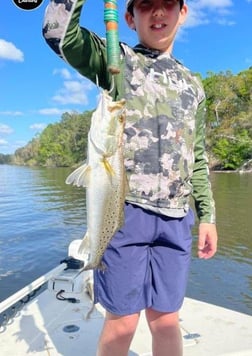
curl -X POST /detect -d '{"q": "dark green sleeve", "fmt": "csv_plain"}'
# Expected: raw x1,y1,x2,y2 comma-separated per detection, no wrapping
43,0,112,89
191,99,216,223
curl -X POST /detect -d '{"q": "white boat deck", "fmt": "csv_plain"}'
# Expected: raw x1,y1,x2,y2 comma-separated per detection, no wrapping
0,265,252,356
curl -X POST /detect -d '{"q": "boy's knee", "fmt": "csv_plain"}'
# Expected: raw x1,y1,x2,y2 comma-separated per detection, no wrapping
145,309,180,335
105,312,139,340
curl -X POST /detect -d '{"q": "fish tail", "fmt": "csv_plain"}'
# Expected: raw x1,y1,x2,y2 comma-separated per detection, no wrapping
65,164,91,187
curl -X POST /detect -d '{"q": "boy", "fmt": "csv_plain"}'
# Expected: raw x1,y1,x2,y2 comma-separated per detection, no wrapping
43,1,218,355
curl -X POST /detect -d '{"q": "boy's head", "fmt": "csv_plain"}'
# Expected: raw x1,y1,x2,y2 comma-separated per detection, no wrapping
126,0,185,15
125,0,188,53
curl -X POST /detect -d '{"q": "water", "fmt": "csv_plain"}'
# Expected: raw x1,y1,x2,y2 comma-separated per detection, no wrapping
0,165,86,300
0,165,251,315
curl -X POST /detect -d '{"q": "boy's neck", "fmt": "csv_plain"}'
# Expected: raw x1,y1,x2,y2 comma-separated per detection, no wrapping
134,43,172,58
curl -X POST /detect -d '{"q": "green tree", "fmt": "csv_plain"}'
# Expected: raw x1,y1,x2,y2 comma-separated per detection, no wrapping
203,69,252,170
11,67,252,170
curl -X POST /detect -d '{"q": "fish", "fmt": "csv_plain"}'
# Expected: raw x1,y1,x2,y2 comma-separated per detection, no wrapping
66,90,126,270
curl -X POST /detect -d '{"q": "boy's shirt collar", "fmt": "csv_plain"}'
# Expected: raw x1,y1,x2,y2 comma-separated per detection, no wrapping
133,43,162,58
133,43,172,59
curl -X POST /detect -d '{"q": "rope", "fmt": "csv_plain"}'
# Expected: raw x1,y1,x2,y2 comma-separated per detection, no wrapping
104,0,120,74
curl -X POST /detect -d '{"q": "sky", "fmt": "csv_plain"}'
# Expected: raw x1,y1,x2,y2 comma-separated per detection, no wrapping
1,0,252,155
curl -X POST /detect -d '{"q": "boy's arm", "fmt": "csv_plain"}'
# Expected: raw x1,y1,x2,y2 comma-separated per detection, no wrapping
191,98,215,224
191,99,218,258
42,0,111,88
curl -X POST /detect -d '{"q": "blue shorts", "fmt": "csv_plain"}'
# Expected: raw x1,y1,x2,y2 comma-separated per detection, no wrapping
94,203,194,315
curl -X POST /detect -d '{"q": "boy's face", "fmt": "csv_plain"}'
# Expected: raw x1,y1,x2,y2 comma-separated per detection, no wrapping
125,0,188,53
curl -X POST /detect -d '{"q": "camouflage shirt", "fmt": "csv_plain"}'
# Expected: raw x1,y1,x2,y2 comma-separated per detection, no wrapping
43,0,216,223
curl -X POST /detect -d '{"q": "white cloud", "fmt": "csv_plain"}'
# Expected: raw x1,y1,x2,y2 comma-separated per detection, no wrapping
38,108,77,116
192,0,233,8
53,68,72,80
0,138,8,145
52,79,94,105
0,124,13,134
184,0,234,28
0,111,23,116
30,123,47,131
216,19,235,26
52,68,95,105
0,39,24,62
38,108,66,115
0,140,27,154
184,6,209,28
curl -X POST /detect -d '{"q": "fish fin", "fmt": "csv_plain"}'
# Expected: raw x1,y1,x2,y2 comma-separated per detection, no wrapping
85,274,94,301
98,261,107,271
65,164,91,187
85,303,95,320
118,211,125,229
84,275,95,319
101,157,115,176
78,232,90,255
124,175,130,195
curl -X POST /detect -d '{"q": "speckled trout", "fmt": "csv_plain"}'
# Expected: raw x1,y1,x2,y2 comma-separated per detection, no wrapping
66,90,126,270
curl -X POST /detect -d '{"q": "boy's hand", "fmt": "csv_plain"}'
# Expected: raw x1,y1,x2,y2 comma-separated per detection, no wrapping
197,223,218,259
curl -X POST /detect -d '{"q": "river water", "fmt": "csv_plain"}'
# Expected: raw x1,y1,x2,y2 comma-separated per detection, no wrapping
0,165,251,315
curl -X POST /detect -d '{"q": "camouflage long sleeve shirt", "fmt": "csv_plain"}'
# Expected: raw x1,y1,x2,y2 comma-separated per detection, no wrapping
43,0,216,223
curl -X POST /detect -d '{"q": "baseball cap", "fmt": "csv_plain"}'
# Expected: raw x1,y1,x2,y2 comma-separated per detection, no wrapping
126,0,134,8
126,0,184,10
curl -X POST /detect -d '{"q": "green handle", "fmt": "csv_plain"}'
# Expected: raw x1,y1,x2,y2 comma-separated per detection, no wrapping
104,0,120,74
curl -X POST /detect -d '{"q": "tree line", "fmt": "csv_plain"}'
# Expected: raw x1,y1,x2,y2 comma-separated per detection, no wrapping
1,68,252,171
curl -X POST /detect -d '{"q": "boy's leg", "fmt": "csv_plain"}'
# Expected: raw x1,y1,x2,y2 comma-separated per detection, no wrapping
143,210,194,356
145,308,182,356
96,311,140,356
94,203,152,355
